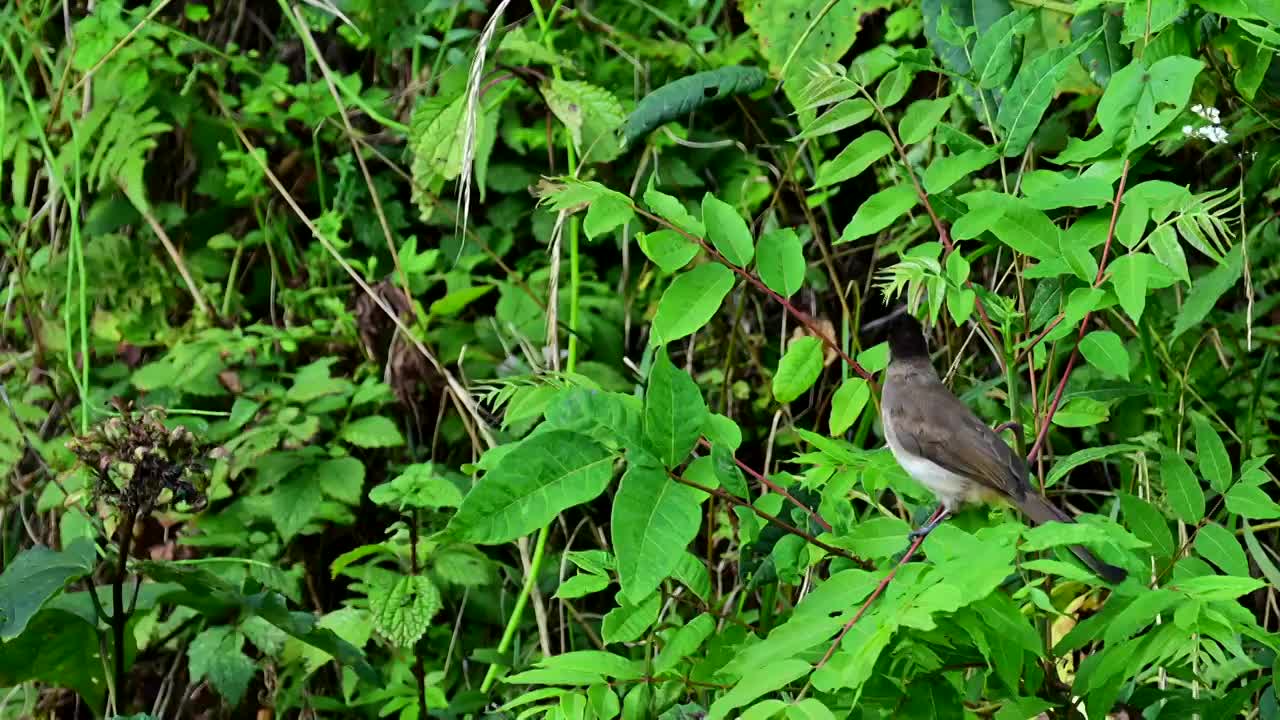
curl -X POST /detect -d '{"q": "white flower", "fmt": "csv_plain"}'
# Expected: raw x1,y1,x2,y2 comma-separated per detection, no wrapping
1183,125,1194,135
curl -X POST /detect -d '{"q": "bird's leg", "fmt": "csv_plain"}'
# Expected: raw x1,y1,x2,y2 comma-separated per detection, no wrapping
908,504,951,541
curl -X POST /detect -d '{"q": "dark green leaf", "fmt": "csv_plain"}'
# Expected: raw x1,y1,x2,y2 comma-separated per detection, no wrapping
1191,413,1232,493
621,67,766,146
1194,523,1248,576
997,34,1092,156
1072,8,1130,87
971,11,1034,88
1119,493,1174,560
0,539,94,641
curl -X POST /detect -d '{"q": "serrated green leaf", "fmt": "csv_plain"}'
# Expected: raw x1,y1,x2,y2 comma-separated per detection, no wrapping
188,626,256,705
273,475,322,543
339,416,404,448
773,336,825,403
652,263,736,345
369,463,464,511
703,193,754,266
756,228,805,298
449,431,615,543
314,456,365,505
543,79,625,163
368,571,440,647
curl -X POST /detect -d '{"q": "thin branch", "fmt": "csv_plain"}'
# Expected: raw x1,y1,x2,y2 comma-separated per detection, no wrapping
1027,160,1132,463
631,207,876,385
699,437,832,533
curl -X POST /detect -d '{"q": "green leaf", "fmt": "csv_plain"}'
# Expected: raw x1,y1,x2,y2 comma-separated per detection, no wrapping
645,348,709,468
829,377,871,435
613,464,707,603
622,67,766,146
556,573,610,599
654,613,716,675
1072,7,1130,87
898,97,953,145
1059,227,1099,282
813,131,893,188
584,193,636,240
188,626,256,705
1171,244,1244,339
1126,55,1203,153
430,285,495,316
1102,589,1180,643
773,336,825,403
644,184,705,236
1052,397,1110,427
756,228,805,298
273,475,322,542
1226,483,1280,519
971,11,1034,88
543,79,625,163
922,148,997,194
1120,493,1174,560
0,539,94,641
841,515,913,558
708,659,812,720
1191,414,1232,493
837,184,918,243
961,191,1061,261
339,416,405,448
794,99,874,140
1148,224,1190,285
703,193,754,266
504,650,644,686
449,430,615,543
368,571,440,647
651,263,736,345
1045,444,1139,488
369,463,464,511
1078,330,1129,380
1026,175,1115,210
1243,520,1280,591
602,591,661,644
1194,523,1248,577
997,34,1091,157
314,456,365,505
1174,575,1265,601
1108,253,1150,323
639,229,699,273
1161,451,1205,524
742,0,860,122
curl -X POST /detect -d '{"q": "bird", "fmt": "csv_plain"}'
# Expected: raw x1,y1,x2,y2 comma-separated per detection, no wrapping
879,311,1127,584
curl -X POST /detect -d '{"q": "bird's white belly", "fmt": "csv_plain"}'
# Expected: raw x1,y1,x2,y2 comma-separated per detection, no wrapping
883,410,980,509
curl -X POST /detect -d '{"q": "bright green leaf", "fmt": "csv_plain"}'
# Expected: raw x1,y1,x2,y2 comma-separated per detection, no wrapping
1079,330,1129,380
773,336,825,403
703,193,754,266
651,263,736,345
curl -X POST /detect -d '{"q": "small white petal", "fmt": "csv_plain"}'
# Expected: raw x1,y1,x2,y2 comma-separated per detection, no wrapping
1183,125,1194,135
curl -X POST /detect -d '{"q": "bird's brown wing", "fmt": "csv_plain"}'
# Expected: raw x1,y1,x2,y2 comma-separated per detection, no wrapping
889,380,1030,499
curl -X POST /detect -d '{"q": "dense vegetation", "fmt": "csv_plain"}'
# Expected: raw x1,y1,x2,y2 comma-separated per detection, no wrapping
2,0,1279,717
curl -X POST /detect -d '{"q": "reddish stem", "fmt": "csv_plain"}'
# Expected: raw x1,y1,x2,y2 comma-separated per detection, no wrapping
1026,160,1132,463
701,437,832,533
809,505,947,679
632,207,876,385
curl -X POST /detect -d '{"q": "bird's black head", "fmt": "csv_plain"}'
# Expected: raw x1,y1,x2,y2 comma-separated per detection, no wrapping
887,312,929,361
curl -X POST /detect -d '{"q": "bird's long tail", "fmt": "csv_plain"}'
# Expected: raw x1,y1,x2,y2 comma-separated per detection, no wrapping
1016,492,1128,584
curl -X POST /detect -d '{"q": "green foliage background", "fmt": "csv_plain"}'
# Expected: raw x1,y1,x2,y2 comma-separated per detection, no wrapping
1,0,1279,718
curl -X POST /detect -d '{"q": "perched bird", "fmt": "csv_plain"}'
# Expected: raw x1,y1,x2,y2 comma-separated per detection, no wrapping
880,312,1127,584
